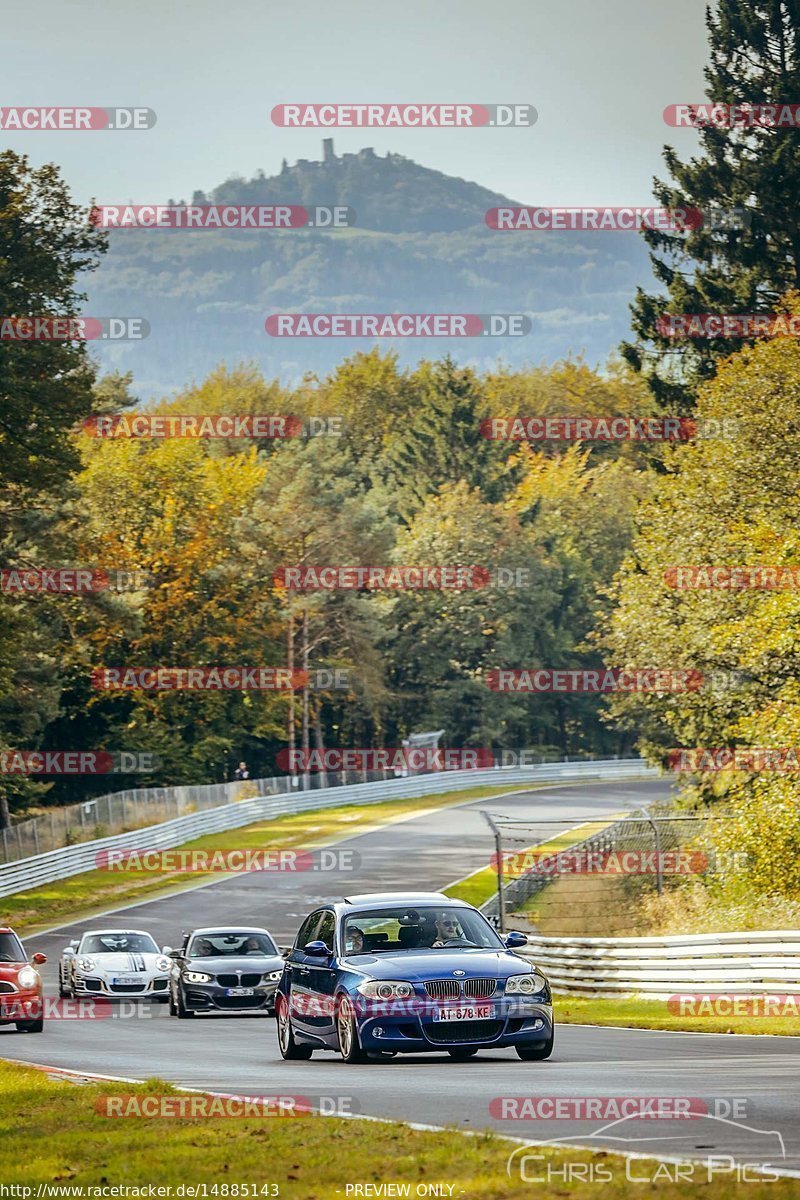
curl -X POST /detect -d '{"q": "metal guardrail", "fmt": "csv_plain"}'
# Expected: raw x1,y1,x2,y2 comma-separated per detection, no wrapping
0,759,654,899
0,754,649,864
519,930,800,997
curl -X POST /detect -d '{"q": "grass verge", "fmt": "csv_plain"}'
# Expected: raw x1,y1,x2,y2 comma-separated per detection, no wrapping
554,992,800,1036
0,1061,792,1196
2,784,527,936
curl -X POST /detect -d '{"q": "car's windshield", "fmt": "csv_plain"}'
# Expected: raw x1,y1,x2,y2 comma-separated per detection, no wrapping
187,931,278,957
80,932,158,955
0,932,25,962
342,906,503,953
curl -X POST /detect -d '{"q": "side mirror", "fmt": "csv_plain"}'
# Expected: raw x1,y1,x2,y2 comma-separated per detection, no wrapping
303,940,331,958
504,931,528,949
161,946,172,955
32,952,47,966
62,946,76,957
167,949,182,960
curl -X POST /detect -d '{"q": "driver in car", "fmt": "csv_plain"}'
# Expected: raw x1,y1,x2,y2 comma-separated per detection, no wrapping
194,939,214,956
431,912,465,947
346,927,365,953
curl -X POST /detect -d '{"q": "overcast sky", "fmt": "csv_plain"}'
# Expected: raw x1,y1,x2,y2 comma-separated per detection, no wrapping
7,0,710,206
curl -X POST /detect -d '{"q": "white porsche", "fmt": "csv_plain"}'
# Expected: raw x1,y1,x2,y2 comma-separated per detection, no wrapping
59,928,171,1002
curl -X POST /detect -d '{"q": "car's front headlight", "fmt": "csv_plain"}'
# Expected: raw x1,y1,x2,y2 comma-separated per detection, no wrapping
265,970,283,982
77,957,97,973
156,957,171,973
356,980,414,1000
185,971,213,983
506,970,548,995
17,967,38,989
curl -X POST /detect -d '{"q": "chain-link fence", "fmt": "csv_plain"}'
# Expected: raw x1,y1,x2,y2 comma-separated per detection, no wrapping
481,802,736,937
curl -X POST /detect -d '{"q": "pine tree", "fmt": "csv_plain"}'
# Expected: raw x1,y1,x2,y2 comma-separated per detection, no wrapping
622,0,800,412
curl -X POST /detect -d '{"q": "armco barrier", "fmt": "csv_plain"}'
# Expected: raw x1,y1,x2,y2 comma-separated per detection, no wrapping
0,759,654,899
519,930,800,998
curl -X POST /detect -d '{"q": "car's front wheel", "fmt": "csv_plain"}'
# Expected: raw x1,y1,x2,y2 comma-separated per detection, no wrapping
515,1029,554,1060
176,988,195,1019
336,994,368,1064
276,996,313,1060
16,1018,44,1033
447,1047,479,1060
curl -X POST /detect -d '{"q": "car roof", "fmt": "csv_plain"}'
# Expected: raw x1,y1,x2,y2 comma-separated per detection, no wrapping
80,928,155,937
186,927,275,937
337,892,471,912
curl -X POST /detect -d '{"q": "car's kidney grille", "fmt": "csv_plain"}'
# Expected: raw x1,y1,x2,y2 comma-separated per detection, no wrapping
424,980,461,1000
426,1020,503,1044
217,973,261,988
464,978,497,999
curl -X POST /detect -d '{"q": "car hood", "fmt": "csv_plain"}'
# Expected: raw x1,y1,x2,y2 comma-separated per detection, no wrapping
342,948,533,981
185,955,283,973
75,952,164,973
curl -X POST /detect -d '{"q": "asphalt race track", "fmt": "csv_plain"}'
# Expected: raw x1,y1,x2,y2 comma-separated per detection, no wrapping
3,778,800,1177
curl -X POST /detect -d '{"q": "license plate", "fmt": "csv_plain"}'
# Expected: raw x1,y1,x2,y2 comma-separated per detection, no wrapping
433,1004,494,1022
226,987,255,997
113,977,142,986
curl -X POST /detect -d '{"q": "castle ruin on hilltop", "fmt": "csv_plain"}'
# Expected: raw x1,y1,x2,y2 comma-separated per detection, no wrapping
279,139,404,173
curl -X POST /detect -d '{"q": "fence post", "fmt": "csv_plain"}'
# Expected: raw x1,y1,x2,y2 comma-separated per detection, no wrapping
637,807,663,896
481,810,506,933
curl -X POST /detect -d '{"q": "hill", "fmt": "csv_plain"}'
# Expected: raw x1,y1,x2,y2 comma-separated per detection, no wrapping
86,141,651,396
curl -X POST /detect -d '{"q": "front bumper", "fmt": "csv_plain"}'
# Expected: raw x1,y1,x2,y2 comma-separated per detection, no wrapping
355,997,553,1052
74,974,170,999
0,990,43,1023
182,982,279,1013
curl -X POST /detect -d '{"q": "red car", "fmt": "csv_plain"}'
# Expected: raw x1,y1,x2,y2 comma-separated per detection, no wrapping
0,927,47,1033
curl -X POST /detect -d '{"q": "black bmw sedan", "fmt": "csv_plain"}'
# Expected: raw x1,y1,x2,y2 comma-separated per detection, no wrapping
166,927,284,1017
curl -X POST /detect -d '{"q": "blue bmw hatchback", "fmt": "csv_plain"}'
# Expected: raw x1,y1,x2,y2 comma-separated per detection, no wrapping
275,892,553,1062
